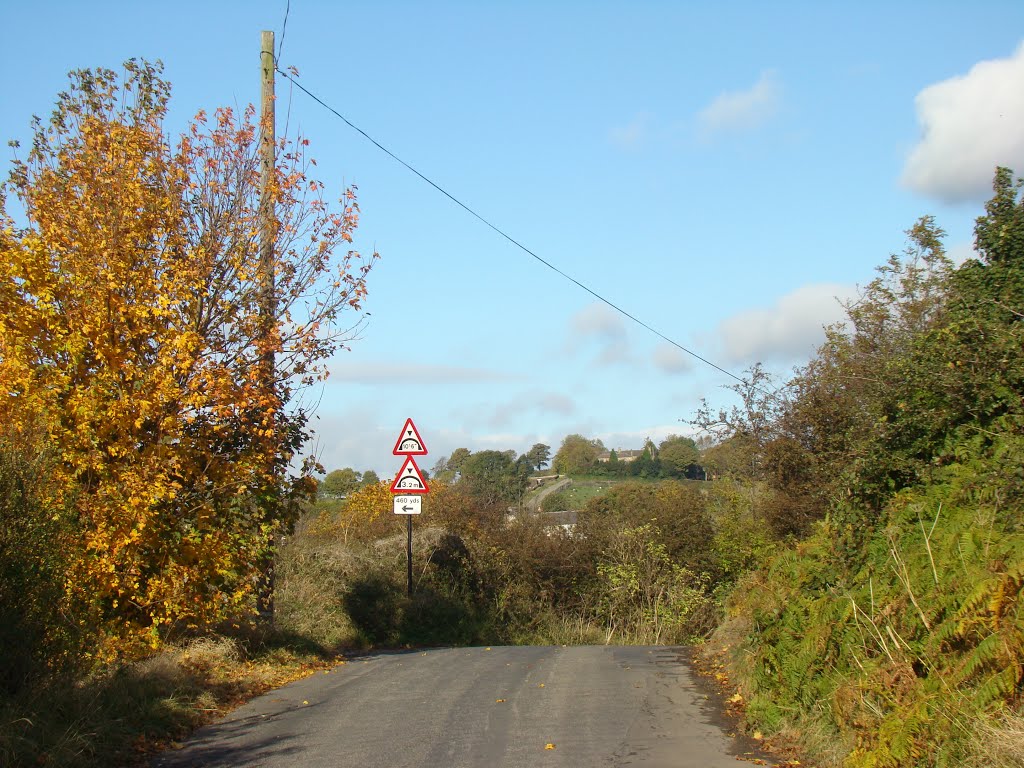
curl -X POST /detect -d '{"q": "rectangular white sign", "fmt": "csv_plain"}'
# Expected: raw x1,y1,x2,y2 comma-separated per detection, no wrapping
393,496,422,515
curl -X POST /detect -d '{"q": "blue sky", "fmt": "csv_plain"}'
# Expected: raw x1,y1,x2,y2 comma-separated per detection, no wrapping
3,2,1024,476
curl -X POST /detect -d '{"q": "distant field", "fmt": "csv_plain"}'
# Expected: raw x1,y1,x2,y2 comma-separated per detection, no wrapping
530,475,655,510
560,477,623,507
529,475,709,511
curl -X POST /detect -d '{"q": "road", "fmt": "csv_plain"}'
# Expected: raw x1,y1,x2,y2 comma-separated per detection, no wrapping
153,645,776,768
525,476,571,512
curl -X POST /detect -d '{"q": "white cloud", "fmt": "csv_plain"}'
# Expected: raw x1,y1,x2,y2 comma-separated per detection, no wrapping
567,302,635,366
571,302,626,338
652,343,691,374
329,361,514,384
714,283,853,365
697,70,781,138
484,391,576,429
609,112,653,149
902,42,1024,203
305,408,394,475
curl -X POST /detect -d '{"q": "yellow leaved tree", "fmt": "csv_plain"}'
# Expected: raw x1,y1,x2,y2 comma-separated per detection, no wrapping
0,60,376,653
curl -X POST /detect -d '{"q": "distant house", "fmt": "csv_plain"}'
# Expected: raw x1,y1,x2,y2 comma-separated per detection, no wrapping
596,449,643,463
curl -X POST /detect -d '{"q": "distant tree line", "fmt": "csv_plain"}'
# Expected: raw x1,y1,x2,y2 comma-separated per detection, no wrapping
318,468,381,498
321,442,553,512
551,433,705,480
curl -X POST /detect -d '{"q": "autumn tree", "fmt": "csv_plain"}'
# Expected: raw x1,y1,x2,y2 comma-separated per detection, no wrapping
321,468,362,497
0,61,376,650
316,479,396,543
577,480,717,577
552,434,605,474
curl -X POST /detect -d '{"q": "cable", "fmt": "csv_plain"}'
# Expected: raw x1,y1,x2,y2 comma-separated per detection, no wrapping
277,0,291,64
275,67,747,387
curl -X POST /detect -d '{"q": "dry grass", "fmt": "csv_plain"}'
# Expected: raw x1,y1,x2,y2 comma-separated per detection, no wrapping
969,711,1024,768
275,538,363,648
275,524,458,649
0,633,336,767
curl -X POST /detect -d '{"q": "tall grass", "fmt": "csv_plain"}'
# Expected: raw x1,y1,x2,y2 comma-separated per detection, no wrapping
0,633,333,767
969,712,1024,768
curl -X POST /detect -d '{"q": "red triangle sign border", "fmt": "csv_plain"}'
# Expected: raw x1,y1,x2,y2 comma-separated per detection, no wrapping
392,418,428,456
389,455,430,494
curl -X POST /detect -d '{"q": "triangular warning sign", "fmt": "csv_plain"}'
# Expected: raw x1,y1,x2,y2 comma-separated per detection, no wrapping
392,418,427,456
390,456,430,494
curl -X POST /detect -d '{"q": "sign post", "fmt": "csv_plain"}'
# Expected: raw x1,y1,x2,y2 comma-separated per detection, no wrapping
390,419,429,598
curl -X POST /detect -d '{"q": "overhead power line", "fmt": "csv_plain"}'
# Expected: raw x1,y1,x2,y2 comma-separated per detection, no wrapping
276,0,291,63
274,65,747,387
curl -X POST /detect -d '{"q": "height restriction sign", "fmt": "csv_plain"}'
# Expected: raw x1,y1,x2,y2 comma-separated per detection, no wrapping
390,455,430,494
392,418,428,456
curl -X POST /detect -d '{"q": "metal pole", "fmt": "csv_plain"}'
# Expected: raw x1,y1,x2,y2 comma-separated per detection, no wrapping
407,515,414,598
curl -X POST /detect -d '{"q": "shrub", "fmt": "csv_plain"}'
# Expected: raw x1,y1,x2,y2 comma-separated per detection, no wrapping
0,436,86,693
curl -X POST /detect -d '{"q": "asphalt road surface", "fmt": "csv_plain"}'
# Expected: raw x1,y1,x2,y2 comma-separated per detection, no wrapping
524,476,571,512
153,645,776,768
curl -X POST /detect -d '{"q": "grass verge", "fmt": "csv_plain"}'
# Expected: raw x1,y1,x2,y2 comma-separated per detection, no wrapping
537,475,642,510
0,629,337,768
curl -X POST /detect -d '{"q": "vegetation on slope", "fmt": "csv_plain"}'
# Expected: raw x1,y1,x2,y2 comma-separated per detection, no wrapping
704,168,1024,767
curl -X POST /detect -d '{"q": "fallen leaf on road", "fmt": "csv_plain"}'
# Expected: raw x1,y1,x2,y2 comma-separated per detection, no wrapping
545,743,556,750
496,699,506,703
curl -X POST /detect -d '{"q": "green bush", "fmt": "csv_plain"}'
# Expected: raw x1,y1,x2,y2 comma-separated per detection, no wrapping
0,438,86,693
540,489,571,513
578,480,718,578
595,524,714,644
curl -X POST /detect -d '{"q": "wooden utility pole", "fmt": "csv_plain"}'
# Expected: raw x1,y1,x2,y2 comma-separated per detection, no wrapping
259,30,276,357
257,30,277,622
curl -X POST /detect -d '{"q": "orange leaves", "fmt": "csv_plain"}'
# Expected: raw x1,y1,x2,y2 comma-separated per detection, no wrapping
314,480,395,543
0,59,376,651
